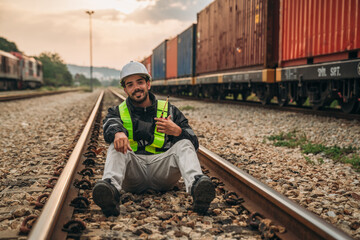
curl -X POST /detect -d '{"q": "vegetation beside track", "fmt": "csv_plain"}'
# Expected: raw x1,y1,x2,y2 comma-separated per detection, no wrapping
266,130,360,172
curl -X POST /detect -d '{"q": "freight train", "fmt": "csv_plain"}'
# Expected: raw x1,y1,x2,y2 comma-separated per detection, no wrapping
0,50,43,90
142,0,360,114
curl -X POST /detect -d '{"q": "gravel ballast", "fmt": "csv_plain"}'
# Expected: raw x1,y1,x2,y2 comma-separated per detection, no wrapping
172,98,360,239
0,91,99,232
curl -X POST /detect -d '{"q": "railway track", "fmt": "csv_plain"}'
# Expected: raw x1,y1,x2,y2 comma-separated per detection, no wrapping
0,89,82,102
3,89,352,239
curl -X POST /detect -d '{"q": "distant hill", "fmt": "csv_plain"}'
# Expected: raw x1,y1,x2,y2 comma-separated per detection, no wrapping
67,64,120,82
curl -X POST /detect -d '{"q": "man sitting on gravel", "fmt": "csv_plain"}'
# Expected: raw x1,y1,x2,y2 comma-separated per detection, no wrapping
92,61,215,217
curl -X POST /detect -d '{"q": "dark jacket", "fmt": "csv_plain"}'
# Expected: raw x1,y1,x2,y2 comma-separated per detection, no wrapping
103,92,199,154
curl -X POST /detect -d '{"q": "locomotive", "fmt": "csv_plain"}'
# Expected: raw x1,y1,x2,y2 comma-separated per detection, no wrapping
0,49,43,90
143,0,360,114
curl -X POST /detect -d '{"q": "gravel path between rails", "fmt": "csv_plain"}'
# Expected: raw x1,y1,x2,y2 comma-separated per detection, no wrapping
171,99,360,239
0,90,99,232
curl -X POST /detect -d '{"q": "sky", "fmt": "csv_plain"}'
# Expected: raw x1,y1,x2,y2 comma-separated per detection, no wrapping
0,0,213,70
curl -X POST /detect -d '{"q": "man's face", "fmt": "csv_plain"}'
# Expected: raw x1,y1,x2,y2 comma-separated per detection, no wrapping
123,74,151,104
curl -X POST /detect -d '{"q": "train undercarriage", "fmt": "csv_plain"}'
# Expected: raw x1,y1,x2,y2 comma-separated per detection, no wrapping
152,79,360,114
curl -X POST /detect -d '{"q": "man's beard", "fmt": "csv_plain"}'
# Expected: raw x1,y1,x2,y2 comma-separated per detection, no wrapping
130,89,148,104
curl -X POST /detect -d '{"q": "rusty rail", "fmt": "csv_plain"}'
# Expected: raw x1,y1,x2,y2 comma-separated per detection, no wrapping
28,91,104,240
108,87,126,101
197,146,352,240
0,89,82,101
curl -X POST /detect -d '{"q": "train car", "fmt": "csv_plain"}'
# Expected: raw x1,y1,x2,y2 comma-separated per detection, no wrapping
12,52,43,89
166,36,178,80
165,24,198,96
150,0,360,114
152,40,167,81
177,24,197,78
141,55,152,77
0,49,20,90
192,0,279,102
276,0,360,112
153,0,280,103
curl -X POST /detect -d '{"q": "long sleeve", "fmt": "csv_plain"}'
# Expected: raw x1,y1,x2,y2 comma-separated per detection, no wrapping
103,106,128,143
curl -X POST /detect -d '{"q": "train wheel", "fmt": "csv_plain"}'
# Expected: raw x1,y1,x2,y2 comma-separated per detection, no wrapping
191,86,200,97
256,89,271,105
257,93,271,105
233,93,240,101
296,97,307,106
277,85,288,107
241,91,250,101
340,98,359,114
312,101,325,110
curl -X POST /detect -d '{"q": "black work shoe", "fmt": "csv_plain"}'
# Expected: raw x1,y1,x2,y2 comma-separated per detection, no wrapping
92,179,120,217
191,175,215,214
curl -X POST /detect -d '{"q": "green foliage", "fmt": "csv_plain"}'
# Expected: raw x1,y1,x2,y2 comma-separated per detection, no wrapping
343,155,360,171
329,100,340,109
37,52,73,87
102,79,120,87
267,130,306,148
304,156,315,165
301,143,326,154
0,37,20,52
74,73,101,87
267,130,359,171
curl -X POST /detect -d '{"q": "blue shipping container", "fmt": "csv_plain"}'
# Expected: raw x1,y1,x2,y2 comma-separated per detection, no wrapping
152,40,167,80
177,24,197,78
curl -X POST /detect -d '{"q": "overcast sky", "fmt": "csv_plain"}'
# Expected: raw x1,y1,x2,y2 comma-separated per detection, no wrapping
0,0,213,69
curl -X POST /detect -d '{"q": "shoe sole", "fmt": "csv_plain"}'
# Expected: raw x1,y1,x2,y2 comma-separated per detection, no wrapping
193,178,215,213
92,182,119,217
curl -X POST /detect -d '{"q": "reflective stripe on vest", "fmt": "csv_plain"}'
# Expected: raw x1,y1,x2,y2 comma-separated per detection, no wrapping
118,100,168,154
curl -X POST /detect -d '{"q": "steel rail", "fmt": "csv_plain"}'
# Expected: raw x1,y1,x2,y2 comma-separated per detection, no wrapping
197,146,352,240
0,89,81,101
109,87,126,101
28,91,104,240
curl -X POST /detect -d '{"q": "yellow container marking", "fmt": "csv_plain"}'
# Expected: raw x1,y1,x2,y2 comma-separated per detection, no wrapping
262,69,275,83
276,68,282,82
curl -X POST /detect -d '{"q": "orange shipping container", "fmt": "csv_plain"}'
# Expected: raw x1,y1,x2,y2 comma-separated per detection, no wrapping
196,0,279,75
280,0,360,67
141,55,152,76
166,36,178,79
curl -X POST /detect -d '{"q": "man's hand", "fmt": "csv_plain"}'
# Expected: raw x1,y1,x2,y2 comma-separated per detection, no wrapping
154,115,182,136
114,132,132,154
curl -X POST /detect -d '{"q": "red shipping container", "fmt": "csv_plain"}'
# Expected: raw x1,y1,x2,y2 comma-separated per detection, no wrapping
166,36,178,79
280,0,360,67
196,0,279,75
141,55,152,76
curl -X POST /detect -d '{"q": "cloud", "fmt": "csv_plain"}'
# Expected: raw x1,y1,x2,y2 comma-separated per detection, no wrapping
126,0,213,23
90,9,126,22
0,0,213,69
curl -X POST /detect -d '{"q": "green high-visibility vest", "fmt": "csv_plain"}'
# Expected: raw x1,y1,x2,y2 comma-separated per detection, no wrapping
118,100,168,154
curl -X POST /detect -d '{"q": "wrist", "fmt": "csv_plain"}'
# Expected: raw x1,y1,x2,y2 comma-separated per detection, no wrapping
175,127,182,137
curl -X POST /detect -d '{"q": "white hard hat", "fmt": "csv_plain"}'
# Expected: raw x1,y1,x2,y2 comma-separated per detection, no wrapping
120,61,151,86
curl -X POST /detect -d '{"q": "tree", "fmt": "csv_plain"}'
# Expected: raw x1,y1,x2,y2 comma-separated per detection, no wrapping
0,37,20,52
74,73,102,87
37,52,73,87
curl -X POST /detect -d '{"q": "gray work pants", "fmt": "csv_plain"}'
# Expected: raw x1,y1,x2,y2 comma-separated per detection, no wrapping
102,139,203,193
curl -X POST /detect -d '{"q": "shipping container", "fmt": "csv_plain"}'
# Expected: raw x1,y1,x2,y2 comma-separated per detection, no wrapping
177,24,197,78
196,0,279,75
141,55,152,77
280,0,360,67
166,36,178,79
152,40,167,80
